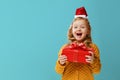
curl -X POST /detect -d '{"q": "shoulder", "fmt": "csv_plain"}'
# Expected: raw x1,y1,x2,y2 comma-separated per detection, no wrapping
90,43,100,55
90,43,99,50
57,43,69,56
60,42,73,49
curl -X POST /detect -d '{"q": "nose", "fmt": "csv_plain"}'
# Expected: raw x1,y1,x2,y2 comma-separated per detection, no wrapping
77,27,81,31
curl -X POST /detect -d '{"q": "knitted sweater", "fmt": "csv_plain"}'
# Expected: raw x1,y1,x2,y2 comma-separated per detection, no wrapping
55,43,101,80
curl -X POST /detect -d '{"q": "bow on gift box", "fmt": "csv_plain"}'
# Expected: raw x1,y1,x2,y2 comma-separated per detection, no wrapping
62,42,94,63
67,42,93,51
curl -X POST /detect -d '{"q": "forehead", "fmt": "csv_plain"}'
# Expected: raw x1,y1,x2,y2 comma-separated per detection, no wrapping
73,19,87,25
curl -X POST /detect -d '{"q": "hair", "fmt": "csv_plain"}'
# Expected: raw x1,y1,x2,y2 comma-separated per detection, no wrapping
67,17,92,47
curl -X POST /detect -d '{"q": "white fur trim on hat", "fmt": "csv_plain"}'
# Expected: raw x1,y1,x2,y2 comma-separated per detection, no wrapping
74,15,88,18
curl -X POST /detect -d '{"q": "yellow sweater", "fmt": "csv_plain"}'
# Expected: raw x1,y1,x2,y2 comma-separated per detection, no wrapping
55,43,101,80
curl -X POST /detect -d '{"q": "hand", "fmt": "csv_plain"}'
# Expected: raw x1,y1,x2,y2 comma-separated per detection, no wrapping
58,55,67,65
85,51,94,63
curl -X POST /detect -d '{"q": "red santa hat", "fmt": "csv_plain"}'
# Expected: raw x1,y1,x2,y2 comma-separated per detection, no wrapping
75,6,88,18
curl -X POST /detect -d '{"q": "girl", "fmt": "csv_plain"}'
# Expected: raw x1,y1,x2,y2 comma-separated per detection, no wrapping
55,7,101,80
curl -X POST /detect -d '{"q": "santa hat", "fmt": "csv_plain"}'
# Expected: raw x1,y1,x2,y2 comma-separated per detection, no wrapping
74,6,88,18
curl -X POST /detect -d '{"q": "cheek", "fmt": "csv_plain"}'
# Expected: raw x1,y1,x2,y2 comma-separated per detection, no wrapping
72,31,75,36
83,28,89,34
87,30,90,34
72,29,75,34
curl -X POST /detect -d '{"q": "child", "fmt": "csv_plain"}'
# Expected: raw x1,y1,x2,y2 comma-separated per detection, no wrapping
55,6,101,80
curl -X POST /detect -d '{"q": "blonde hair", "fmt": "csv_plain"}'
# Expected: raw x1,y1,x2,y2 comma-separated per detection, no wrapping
67,17,92,47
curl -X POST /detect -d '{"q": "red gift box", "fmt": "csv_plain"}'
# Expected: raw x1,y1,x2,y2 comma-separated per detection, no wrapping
62,43,93,63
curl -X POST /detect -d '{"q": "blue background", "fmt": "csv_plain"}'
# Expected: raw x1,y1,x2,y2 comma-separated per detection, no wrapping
0,0,120,80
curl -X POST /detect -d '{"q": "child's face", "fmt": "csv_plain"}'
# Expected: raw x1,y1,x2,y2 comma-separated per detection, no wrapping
72,19,89,42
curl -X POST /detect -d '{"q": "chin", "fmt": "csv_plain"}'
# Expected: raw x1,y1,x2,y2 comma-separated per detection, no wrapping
76,39,82,42
75,38,84,42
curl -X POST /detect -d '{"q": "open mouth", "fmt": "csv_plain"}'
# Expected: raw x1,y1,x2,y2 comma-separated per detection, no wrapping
76,33,82,36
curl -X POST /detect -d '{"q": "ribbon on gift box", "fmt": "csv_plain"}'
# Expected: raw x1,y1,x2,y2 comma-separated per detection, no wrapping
62,42,94,63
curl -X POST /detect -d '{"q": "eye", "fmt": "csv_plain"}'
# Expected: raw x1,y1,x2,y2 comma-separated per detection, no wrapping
81,26,86,29
81,26,85,28
73,26,77,29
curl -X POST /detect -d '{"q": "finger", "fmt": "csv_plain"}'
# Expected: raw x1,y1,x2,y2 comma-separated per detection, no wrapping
85,55,91,59
86,58,91,61
59,57,67,61
86,56,94,63
63,55,67,58
59,60,67,64
60,61,65,64
85,55,92,61
86,58,93,63
86,60,91,63
88,51,93,53
59,55,67,58
88,51,94,57
59,58,67,61
60,55,67,58
86,58,90,62
88,51,94,59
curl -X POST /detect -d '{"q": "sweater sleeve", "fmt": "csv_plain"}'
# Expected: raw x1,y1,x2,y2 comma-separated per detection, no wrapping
89,44,102,74
55,44,69,74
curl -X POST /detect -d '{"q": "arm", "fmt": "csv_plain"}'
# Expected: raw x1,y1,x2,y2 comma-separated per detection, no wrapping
89,44,102,74
55,44,69,74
